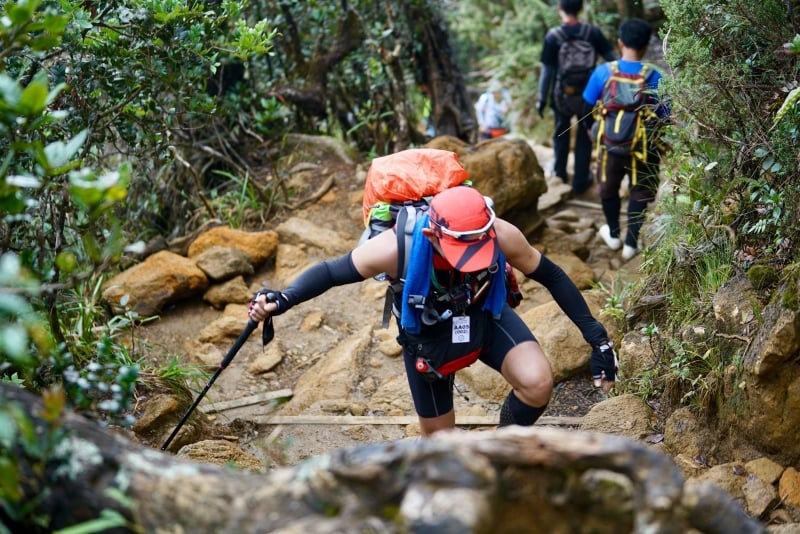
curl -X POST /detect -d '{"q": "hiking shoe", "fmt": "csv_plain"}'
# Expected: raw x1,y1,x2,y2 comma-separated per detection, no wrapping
622,245,639,261
598,225,622,250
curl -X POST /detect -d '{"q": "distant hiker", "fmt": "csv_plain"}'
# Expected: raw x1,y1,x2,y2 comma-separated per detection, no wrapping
537,0,615,195
249,174,617,437
583,17,670,261
475,79,512,140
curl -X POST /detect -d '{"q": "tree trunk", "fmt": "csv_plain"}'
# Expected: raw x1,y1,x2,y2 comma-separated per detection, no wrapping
0,383,763,534
406,2,478,144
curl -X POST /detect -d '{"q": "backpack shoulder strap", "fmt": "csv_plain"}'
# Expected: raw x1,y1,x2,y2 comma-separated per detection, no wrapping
578,23,592,41
601,62,619,95
641,63,661,85
553,26,568,45
381,205,420,329
395,205,418,281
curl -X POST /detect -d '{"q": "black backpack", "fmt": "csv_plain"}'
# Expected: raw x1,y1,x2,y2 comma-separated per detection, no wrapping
553,24,596,117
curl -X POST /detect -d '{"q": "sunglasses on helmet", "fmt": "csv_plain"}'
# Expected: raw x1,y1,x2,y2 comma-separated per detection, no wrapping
431,203,496,242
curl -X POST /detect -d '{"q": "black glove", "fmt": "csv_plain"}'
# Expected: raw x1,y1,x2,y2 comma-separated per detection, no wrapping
249,289,290,347
249,289,292,315
590,341,618,385
537,100,546,118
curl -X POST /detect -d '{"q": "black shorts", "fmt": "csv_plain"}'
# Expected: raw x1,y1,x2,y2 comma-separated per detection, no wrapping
401,303,537,418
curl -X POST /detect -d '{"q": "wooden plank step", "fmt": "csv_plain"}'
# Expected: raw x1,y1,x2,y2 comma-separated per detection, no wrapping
251,415,582,427
200,388,293,414
564,199,603,210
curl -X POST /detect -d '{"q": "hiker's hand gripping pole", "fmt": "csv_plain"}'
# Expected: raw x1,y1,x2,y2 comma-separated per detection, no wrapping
160,291,277,452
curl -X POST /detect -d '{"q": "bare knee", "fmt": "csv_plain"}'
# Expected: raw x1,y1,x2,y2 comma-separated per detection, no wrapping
502,341,554,407
516,372,554,407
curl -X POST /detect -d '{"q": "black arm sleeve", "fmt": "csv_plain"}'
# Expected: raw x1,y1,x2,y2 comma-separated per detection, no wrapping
538,64,555,104
525,255,608,346
281,252,365,309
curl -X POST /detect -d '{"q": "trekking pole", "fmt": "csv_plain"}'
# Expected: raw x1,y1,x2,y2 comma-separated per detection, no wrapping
160,310,275,451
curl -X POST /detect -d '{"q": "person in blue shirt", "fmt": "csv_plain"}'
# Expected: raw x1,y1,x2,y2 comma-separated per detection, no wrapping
583,17,669,261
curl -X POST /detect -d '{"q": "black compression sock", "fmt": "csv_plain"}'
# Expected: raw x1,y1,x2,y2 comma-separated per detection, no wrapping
498,391,548,427
625,198,648,248
601,197,622,237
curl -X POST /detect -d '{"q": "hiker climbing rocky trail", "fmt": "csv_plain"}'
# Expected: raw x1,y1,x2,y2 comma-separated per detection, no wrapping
120,134,640,465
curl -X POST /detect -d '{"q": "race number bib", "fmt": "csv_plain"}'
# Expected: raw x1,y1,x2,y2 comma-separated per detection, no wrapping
452,315,470,343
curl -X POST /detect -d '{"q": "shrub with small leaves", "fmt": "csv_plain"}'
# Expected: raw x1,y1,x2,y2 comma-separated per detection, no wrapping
50,339,139,426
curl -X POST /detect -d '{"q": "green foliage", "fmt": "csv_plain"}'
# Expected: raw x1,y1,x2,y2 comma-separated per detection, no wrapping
41,1,278,237
659,0,800,259
207,170,265,228
643,171,734,328
595,276,636,336
0,1,145,426
0,254,51,383
0,386,67,528
619,320,734,412
446,0,557,131
665,338,720,407
146,354,209,401
780,263,800,311
0,387,132,532
746,263,778,290
52,509,129,534
772,82,800,127
618,153,742,410
618,0,799,416
50,343,139,425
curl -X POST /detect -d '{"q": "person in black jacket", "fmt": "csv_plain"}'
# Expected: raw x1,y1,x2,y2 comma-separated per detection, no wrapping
537,0,615,195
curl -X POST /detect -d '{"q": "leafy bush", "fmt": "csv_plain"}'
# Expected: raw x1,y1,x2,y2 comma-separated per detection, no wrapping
659,0,800,259
0,0,146,425
625,0,799,412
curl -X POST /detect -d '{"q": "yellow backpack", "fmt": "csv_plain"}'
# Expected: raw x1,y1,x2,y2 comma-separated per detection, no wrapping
595,61,659,184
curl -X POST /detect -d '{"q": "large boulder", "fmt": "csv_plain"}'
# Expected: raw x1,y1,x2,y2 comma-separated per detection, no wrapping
2,382,763,534
425,135,548,236
187,227,278,265
101,250,209,316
